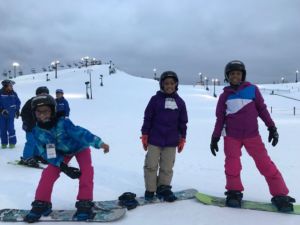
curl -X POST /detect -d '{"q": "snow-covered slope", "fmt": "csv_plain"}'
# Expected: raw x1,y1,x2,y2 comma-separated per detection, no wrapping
0,65,300,224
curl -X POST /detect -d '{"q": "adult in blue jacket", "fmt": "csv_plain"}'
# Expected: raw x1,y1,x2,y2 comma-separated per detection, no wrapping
0,80,21,148
55,89,70,118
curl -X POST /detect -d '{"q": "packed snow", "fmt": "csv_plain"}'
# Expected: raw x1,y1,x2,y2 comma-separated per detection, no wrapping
0,64,300,225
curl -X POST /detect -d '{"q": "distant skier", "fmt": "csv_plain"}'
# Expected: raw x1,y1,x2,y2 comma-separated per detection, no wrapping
24,94,109,223
210,60,295,212
20,86,50,167
55,89,70,118
0,79,21,149
141,71,188,202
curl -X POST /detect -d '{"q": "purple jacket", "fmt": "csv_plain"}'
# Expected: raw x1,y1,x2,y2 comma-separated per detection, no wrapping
141,91,188,147
212,82,275,139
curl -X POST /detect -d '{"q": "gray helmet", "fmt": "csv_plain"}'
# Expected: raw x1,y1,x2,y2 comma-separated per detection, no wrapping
224,60,246,82
159,71,179,91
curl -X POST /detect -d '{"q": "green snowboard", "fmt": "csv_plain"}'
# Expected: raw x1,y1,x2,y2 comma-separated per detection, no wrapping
0,208,126,222
196,192,300,215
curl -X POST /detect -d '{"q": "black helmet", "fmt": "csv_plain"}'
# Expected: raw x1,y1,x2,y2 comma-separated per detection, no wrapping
36,86,49,95
31,94,56,118
159,71,179,91
1,79,15,87
224,60,246,82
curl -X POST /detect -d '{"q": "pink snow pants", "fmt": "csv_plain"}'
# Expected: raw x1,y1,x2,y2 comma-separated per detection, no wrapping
35,148,94,203
224,135,289,196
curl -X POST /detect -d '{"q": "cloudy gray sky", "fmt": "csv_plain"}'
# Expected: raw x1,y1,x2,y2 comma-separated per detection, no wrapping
1,0,300,84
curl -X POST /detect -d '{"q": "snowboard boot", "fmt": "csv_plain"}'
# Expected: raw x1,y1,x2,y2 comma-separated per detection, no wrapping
225,190,243,208
9,144,15,149
19,157,40,168
118,192,139,210
144,191,155,201
271,195,296,212
1,144,7,149
156,185,177,202
34,156,49,165
74,200,95,221
24,200,52,223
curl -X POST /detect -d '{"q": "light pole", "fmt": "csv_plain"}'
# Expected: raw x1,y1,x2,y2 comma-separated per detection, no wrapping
204,77,209,91
281,77,285,84
99,74,103,86
198,72,202,85
12,62,19,78
212,78,218,97
296,69,299,83
81,56,89,67
153,68,157,80
51,60,60,79
46,73,50,82
84,81,90,99
86,69,93,99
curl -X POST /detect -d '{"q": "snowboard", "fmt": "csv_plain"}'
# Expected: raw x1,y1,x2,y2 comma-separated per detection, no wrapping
94,188,198,210
7,160,45,169
196,192,300,215
0,208,126,222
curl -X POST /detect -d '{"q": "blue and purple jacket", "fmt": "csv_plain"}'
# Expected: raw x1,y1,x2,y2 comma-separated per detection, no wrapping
212,82,274,139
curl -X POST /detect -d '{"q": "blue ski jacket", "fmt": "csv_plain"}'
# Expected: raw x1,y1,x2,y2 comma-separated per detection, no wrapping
56,97,70,117
0,88,21,117
32,118,103,167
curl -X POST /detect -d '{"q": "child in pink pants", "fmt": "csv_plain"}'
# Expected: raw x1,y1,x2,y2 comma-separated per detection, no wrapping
210,60,295,212
24,94,109,223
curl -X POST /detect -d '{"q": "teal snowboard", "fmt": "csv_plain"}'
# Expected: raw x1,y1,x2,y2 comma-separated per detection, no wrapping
0,208,126,222
196,192,300,215
94,188,198,210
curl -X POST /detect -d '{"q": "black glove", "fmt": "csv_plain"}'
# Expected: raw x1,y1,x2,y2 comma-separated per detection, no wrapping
15,110,20,119
268,126,279,147
1,109,9,117
210,136,220,156
60,162,81,179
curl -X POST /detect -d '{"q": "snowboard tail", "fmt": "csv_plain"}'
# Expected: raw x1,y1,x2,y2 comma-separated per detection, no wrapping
0,208,126,222
196,192,300,215
7,160,45,169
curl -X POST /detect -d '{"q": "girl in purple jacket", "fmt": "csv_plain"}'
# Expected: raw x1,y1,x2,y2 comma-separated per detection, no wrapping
141,71,188,202
210,60,295,212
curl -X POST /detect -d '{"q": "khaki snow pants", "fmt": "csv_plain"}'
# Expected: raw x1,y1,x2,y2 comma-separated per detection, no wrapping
144,144,176,192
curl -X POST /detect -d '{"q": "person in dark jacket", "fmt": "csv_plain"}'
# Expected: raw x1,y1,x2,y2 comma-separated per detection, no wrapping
141,71,188,202
20,86,49,167
0,79,21,148
55,89,70,118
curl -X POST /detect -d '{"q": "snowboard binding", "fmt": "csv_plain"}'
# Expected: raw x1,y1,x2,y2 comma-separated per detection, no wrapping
118,192,139,210
156,185,177,202
271,195,296,212
74,200,95,221
225,190,243,208
24,200,52,223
